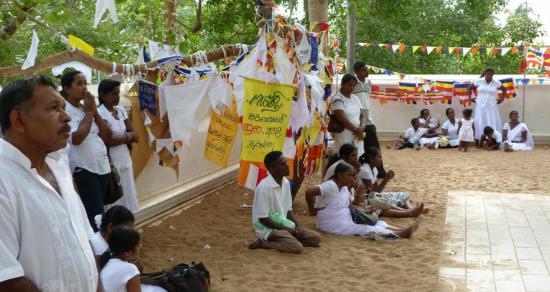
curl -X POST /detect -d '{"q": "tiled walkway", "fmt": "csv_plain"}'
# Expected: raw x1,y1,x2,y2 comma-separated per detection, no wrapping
439,191,550,292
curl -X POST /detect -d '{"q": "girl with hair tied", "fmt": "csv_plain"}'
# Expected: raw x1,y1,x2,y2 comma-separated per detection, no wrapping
90,205,135,256
97,79,140,213
99,226,166,292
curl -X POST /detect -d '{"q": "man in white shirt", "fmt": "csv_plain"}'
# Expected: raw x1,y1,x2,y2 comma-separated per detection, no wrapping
248,151,321,253
0,76,99,291
395,118,428,150
479,126,502,151
353,61,386,178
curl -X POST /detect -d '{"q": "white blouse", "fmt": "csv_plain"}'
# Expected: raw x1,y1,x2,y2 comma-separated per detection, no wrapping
473,78,502,108
329,92,362,129
442,119,459,140
65,102,110,175
98,105,132,168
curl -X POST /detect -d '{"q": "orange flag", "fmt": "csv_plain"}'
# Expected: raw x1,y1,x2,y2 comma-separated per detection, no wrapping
399,44,407,54
435,47,442,54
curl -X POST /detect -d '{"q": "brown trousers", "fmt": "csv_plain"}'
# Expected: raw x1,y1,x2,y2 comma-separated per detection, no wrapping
261,228,321,254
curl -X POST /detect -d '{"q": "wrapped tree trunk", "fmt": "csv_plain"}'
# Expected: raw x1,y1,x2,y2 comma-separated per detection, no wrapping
346,1,356,74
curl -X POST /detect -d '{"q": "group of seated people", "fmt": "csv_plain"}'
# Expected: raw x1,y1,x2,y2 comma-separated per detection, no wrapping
394,108,534,152
248,146,429,254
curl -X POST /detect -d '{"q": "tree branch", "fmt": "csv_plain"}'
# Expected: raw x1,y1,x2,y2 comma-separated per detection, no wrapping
176,0,202,34
0,43,254,79
0,2,36,40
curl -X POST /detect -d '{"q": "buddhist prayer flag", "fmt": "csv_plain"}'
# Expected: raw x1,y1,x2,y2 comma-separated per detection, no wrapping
68,35,94,56
526,48,543,69
543,53,550,76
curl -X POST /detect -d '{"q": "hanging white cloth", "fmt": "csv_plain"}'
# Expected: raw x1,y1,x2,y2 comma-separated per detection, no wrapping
52,61,92,82
94,0,118,28
21,30,39,70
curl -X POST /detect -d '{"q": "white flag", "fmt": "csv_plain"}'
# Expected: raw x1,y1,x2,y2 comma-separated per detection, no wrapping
94,0,118,28
392,44,400,53
426,46,435,54
462,47,471,57
21,30,39,70
500,47,511,56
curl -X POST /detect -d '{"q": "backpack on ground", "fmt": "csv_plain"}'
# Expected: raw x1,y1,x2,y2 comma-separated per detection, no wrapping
140,262,210,292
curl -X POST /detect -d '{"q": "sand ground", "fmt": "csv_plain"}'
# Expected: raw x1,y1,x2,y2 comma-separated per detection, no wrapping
140,143,550,291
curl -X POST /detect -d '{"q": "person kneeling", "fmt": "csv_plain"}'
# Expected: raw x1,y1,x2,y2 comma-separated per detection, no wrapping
479,126,502,151
249,151,321,254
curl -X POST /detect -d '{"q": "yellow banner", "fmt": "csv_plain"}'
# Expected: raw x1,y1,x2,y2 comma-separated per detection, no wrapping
241,78,294,162
204,103,239,167
68,35,94,56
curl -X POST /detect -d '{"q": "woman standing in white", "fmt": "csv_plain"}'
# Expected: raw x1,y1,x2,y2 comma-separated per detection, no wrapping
502,110,534,152
329,74,364,155
469,67,506,141
306,162,416,239
97,79,140,213
441,108,460,147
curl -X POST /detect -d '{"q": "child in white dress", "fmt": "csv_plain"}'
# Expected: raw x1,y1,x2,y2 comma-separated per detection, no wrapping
91,205,135,256
458,108,475,152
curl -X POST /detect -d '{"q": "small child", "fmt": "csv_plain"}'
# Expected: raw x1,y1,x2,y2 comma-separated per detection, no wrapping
457,108,475,152
100,226,166,292
394,118,428,150
479,126,502,151
91,205,135,256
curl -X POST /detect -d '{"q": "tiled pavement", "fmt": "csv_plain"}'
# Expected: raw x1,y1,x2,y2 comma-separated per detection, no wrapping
439,191,550,291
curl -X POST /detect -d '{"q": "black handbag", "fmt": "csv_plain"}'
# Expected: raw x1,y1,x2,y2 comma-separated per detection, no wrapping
141,262,211,292
327,98,345,133
104,151,123,205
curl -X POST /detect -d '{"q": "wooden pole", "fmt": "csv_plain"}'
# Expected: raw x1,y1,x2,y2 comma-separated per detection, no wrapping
345,1,356,74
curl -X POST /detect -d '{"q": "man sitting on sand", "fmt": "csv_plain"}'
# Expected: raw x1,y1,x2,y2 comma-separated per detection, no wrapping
478,126,502,151
394,118,428,150
249,151,321,254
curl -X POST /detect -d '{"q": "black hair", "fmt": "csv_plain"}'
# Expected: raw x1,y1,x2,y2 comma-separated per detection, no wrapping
326,143,357,170
100,205,135,232
97,79,121,105
411,117,419,125
483,126,494,135
99,226,141,270
480,67,495,78
353,61,366,73
509,110,518,117
0,75,57,132
358,147,381,165
445,108,454,117
60,70,83,98
463,108,473,118
264,151,283,170
340,74,358,86
419,108,429,118
333,162,353,180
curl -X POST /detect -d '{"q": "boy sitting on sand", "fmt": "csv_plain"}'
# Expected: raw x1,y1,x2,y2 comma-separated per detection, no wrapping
478,126,502,151
248,151,321,254
394,118,428,150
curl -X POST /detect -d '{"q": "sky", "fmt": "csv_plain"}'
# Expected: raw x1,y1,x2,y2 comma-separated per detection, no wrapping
497,0,550,45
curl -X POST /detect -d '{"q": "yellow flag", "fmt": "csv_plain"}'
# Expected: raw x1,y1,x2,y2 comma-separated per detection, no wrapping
487,47,494,55
204,102,239,167
412,46,420,53
241,78,294,162
448,47,456,54
68,35,94,56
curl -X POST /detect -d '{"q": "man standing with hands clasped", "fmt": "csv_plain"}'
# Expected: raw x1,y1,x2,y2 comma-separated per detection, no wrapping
353,61,386,178
249,151,321,254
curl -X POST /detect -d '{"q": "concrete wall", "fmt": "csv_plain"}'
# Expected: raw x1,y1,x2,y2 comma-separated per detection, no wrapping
365,75,550,143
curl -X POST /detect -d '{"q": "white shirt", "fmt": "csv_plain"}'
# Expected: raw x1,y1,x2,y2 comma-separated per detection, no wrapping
358,164,378,185
0,139,98,291
100,258,139,292
323,159,344,182
404,127,428,144
473,78,502,108
90,232,109,256
353,78,372,110
315,180,343,209
489,130,503,143
65,102,110,174
329,93,362,128
442,119,459,140
98,105,132,168
419,117,439,129
252,174,293,240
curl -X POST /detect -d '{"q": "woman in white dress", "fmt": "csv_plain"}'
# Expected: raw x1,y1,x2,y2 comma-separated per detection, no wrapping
469,67,507,141
97,79,140,213
305,162,416,239
502,110,534,152
418,109,440,149
329,74,364,156
441,108,460,147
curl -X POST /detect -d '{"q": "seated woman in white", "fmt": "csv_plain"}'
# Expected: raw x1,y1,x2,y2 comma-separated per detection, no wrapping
441,108,460,147
418,108,440,131
305,162,416,239
502,110,534,152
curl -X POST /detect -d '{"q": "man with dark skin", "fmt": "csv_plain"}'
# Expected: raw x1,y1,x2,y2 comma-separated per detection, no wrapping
0,76,101,292
249,151,321,253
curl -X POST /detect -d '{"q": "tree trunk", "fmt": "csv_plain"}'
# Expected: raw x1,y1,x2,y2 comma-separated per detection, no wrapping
307,0,328,32
165,0,176,44
346,1,356,74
